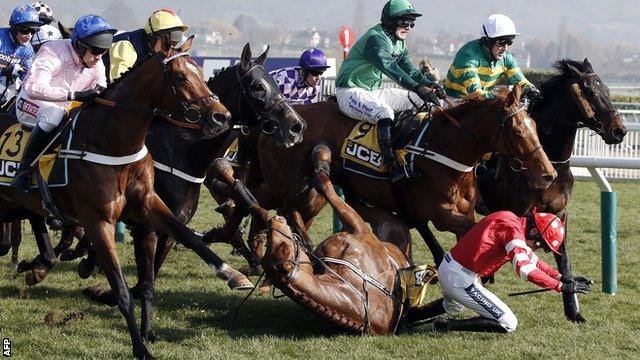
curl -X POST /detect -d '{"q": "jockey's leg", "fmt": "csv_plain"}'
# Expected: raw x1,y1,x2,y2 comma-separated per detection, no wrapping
11,105,64,193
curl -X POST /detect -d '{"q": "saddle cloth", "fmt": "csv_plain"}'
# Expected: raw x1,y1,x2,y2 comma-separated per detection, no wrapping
398,264,439,308
0,124,69,189
340,112,429,179
223,138,240,166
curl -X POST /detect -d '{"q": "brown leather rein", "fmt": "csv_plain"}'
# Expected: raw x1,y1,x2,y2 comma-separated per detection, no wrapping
93,97,203,130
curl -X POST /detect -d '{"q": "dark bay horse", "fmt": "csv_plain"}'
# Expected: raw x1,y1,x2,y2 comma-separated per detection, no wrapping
476,58,627,322
226,85,556,273
0,40,245,359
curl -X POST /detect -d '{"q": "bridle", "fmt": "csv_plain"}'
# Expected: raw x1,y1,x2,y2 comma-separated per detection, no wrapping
565,73,617,135
94,52,222,130
235,64,288,135
490,105,544,172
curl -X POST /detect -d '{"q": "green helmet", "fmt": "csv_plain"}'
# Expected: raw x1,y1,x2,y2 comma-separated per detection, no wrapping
381,0,422,26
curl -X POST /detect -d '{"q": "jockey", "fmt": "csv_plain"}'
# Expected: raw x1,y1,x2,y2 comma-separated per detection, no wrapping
30,24,62,53
411,209,591,333
0,5,41,103
105,8,188,82
268,48,330,105
29,2,55,25
335,0,445,184
444,14,540,100
11,15,115,193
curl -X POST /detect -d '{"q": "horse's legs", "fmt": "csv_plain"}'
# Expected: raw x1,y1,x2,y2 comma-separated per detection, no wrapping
16,216,56,285
88,221,151,359
286,210,314,251
131,224,158,342
55,226,82,259
0,222,10,257
415,222,445,266
141,193,252,290
10,220,21,267
152,233,173,278
554,215,585,323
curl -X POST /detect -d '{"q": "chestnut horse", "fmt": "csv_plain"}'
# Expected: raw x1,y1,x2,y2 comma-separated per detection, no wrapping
0,40,246,359
224,85,556,275
476,58,627,322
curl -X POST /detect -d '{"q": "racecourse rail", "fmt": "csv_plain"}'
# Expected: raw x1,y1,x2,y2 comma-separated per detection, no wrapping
321,77,640,294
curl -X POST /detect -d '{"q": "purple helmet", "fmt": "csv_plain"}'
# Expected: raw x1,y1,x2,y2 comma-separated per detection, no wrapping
298,48,330,71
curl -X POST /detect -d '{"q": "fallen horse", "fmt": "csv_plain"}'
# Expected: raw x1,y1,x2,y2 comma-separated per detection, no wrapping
212,153,437,334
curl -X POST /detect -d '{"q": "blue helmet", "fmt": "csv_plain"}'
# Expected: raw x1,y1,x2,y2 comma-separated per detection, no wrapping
9,5,43,29
71,15,117,49
298,48,330,71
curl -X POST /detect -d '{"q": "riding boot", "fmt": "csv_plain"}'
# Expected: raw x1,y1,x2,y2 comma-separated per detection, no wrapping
11,125,54,194
377,118,417,184
433,316,508,333
405,298,446,323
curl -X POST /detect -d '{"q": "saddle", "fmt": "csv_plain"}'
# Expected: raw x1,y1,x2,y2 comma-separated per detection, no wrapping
339,111,430,179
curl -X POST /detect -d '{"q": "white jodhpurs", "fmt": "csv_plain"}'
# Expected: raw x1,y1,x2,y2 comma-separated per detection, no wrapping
438,253,518,332
336,87,424,124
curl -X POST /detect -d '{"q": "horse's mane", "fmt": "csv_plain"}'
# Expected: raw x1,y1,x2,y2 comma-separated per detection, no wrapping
537,59,588,96
435,94,504,122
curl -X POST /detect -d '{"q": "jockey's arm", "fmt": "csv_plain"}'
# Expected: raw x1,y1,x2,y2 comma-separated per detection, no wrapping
363,34,420,91
445,57,490,99
397,49,435,87
23,45,67,102
17,49,34,81
505,239,562,291
109,40,138,83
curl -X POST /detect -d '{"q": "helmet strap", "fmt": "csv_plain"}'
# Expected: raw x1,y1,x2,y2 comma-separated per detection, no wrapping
73,40,90,68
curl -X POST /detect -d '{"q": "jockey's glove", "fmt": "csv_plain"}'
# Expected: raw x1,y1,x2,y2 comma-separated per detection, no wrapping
523,87,541,101
414,85,440,106
561,275,593,285
561,278,591,294
1,64,24,77
68,88,100,102
430,83,447,99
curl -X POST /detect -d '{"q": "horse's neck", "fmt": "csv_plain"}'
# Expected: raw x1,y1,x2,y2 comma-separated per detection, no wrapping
76,72,158,155
424,113,491,167
532,96,578,163
147,122,225,176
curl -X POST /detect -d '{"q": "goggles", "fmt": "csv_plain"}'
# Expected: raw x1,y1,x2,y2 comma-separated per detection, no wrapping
494,38,514,47
397,19,415,29
17,27,38,35
80,42,108,56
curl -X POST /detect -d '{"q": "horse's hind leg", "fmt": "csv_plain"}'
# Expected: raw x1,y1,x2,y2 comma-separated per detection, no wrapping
88,221,152,359
0,222,11,257
10,220,21,267
55,226,83,259
131,224,158,342
19,215,56,285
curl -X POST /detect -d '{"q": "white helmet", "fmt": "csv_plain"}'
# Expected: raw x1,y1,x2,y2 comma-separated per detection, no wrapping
481,14,520,38
31,24,62,47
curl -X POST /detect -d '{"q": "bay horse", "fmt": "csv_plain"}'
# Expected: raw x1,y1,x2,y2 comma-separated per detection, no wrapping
0,39,246,359
225,85,556,276
476,58,627,322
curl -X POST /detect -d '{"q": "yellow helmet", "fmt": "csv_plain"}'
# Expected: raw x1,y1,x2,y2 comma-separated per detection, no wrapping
144,8,188,35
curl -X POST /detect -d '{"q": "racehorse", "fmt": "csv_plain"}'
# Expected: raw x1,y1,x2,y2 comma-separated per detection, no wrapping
210,155,417,335
73,43,306,303
475,58,627,322
0,38,245,359
222,84,556,276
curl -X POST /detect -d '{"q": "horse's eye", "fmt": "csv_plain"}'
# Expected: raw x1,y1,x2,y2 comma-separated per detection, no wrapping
251,84,266,98
176,74,187,82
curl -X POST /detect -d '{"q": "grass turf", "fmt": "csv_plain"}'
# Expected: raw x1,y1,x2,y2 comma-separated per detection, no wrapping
1,180,639,359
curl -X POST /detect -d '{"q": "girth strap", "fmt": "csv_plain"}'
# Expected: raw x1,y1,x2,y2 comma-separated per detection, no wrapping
319,256,399,302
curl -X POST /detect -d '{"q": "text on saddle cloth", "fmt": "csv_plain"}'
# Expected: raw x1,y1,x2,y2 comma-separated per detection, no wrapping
340,112,429,179
0,123,60,186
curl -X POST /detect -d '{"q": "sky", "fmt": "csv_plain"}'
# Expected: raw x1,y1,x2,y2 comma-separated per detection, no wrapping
0,0,638,47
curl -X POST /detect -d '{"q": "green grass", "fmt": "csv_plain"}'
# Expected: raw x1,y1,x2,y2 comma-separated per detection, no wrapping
1,180,639,359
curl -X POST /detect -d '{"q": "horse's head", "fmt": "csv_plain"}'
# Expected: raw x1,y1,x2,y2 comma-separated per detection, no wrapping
494,85,557,189
556,58,626,144
157,36,231,138
208,43,306,148
262,215,310,279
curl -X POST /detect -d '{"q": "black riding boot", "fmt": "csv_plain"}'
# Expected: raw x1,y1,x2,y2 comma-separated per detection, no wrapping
433,316,508,333
378,118,416,184
11,126,54,194
406,298,446,323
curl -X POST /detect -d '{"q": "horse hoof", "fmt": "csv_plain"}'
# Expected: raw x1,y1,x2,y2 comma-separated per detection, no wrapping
142,331,157,344
60,248,87,262
227,273,254,291
25,269,47,286
570,312,587,323
77,258,94,279
238,264,262,276
83,285,118,306
17,260,34,273
134,350,155,360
